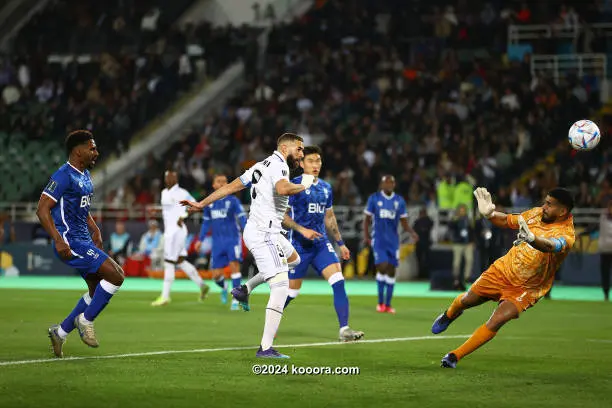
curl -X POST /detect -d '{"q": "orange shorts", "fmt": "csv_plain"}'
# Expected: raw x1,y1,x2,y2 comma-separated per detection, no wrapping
470,266,542,315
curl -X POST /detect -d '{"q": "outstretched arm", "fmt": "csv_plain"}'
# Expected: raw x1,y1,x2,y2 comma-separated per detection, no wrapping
180,178,245,212
487,211,511,228
276,179,306,196
474,187,511,229
514,216,573,253
530,236,568,253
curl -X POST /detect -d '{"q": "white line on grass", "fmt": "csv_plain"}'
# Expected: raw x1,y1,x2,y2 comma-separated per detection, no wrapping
0,334,469,367
586,339,612,344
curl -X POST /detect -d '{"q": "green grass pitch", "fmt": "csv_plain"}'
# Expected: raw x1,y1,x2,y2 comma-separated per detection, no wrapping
0,280,611,408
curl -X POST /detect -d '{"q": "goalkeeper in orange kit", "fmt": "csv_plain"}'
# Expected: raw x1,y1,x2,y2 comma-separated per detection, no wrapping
432,187,576,368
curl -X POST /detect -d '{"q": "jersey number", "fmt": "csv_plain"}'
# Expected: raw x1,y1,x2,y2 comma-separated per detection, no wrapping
327,243,335,253
251,169,262,200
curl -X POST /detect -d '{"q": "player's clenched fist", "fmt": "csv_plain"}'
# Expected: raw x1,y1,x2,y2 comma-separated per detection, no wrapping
473,187,495,218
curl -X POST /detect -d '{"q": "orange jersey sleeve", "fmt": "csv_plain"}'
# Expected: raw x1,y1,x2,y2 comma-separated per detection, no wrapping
492,208,575,296
506,207,542,230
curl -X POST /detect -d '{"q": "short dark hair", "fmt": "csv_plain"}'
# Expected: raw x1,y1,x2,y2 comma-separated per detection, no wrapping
277,133,303,146
213,173,227,180
548,188,574,212
65,130,93,155
303,145,322,158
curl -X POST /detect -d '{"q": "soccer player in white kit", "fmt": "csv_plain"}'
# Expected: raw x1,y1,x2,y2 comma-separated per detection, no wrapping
180,133,313,359
151,170,210,306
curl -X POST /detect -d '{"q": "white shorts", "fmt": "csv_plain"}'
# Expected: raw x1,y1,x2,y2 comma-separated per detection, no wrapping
243,223,295,280
164,226,188,262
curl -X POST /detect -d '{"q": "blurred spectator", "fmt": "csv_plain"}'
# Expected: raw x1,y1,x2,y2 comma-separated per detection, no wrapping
136,219,164,269
108,221,132,265
413,208,434,279
598,201,612,301
449,204,475,290
0,214,15,245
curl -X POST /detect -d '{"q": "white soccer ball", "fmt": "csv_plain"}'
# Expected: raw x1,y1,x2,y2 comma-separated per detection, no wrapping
568,119,601,151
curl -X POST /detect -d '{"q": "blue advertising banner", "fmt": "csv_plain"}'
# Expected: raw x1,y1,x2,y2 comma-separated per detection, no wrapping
0,243,77,277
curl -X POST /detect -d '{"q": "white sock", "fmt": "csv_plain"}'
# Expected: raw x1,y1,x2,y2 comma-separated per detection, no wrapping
179,260,203,286
246,273,265,293
57,326,68,339
376,272,385,282
261,273,288,350
162,262,175,300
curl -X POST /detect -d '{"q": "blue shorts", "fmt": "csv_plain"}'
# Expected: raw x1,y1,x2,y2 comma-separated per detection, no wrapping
53,240,108,278
210,238,242,269
372,245,400,267
289,239,339,279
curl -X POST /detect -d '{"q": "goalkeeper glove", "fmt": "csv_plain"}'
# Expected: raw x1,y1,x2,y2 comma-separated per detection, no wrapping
473,187,495,218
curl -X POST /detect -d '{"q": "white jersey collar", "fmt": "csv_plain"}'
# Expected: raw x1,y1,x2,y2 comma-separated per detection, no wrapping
273,151,286,163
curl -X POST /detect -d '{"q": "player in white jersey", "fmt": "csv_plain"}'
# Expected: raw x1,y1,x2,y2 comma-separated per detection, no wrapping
151,170,210,306
181,133,313,359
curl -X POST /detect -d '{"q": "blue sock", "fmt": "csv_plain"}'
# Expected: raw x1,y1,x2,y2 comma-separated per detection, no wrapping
331,279,349,328
60,294,90,333
284,288,299,309
284,296,295,309
385,276,396,307
83,280,120,322
215,277,226,290
376,273,386,305
231,273,241,289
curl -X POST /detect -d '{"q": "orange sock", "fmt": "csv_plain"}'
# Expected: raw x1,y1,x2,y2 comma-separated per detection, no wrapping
451,324,497,360
446,293,466,319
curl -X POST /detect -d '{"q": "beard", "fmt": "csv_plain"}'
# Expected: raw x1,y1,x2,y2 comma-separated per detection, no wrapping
287,153,299,169
541,214,553,223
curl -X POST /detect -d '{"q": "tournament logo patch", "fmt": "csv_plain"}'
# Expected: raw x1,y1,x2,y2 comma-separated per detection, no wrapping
45,180,57,193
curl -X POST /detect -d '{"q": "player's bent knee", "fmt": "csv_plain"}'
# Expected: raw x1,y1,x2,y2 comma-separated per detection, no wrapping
268,271,289,285
100,258,125,286
289,278,302,290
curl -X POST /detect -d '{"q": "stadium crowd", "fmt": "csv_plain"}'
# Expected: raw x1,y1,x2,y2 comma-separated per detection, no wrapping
0,0,261,165
100,0,611,213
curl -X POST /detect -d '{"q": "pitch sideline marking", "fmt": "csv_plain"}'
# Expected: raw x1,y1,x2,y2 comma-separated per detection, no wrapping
0,334,470,367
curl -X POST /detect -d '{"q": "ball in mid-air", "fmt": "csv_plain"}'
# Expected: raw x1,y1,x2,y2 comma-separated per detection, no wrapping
568,119,601,151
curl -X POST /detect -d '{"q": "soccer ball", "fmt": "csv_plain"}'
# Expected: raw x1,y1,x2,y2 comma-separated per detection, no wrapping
568,120,601,151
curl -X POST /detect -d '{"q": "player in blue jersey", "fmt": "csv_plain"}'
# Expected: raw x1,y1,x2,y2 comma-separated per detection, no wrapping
195,174,247,310
281,146,364,341
37,130,125,358
363,175,419,314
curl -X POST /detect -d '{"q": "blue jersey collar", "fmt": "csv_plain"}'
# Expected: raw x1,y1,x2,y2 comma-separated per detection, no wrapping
381,191,395,200
67,161,85,175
